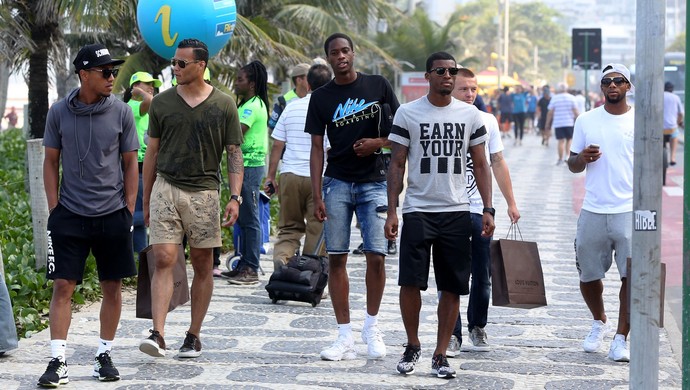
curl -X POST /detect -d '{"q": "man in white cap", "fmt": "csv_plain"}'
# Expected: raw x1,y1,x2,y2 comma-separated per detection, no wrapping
567,63,635,363
268,63,311,131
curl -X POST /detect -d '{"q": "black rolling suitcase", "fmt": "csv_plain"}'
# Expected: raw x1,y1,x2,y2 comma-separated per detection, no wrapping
265,234,328,307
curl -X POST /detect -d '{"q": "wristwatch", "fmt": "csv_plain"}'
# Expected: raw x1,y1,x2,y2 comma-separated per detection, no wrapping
230,194,243,205
482,207,496,217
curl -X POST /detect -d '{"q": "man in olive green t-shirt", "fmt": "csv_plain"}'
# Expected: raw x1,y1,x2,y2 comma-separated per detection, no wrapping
139,38,244,359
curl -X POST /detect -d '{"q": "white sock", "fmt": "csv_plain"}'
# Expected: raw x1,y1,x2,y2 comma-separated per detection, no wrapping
337,323,353,341
364,313,378,329
50,339,67,361
96,338,113,356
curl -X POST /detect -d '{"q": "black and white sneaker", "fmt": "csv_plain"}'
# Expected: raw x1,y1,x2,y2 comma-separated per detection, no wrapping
178,332,202,358
396,344,421,375
93,351,120,381
139,329,167,357
431,353,456,379
37,358,69,388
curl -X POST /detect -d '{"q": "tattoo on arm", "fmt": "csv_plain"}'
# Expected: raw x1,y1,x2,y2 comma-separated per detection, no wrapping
490,151,504,164
226,145,243,173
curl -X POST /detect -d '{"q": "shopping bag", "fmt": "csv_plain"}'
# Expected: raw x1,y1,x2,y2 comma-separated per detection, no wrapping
136,244,189,319
625,258,666,328
490,223,547,309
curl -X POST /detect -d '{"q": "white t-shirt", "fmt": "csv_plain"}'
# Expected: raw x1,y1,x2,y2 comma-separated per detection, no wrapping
389,96,487,214
574,94,586,114
571,105,635,213
272,94,328,177
467,111,503,214
548,92,578,128
663,91,683,129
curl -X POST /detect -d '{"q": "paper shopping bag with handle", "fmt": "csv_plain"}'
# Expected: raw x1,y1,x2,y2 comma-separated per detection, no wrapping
136,244,189,319
490,223,547,309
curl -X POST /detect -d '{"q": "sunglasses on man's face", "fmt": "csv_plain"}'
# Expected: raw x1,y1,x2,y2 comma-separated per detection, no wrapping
87,68,119,79
429,67,460,76
601,76,628,86
171,58,201,69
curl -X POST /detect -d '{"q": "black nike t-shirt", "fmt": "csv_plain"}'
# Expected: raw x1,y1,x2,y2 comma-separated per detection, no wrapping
305,73,399,182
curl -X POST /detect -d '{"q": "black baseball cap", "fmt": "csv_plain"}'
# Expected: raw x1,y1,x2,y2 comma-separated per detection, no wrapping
73,43,125,74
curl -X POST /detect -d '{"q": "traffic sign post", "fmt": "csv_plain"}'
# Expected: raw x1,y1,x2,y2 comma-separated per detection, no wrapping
572,28,602,111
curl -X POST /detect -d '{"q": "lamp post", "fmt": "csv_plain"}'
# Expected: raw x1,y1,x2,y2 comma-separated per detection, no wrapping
393,60,415,98
496,1,502,89
503,0,510,77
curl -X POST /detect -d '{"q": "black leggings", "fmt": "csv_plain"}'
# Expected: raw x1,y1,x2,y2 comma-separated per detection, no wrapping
513,112,526,140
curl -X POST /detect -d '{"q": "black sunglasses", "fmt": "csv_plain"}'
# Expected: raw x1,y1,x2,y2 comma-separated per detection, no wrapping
87,68,119,79
429,67,460,76
171,58,201,69
601,76,628,86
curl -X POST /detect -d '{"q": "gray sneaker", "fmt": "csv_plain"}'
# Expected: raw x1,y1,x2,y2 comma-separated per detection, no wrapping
466,327,490,352
446,335,460,358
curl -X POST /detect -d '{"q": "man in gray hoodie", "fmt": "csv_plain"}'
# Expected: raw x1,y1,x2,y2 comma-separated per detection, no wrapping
39,43,138,387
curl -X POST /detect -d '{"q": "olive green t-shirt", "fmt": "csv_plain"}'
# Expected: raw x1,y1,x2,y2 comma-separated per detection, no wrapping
148,87,243,191
238,96,268,167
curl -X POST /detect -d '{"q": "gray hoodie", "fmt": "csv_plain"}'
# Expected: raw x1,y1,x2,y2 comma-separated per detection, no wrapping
43,88,139,217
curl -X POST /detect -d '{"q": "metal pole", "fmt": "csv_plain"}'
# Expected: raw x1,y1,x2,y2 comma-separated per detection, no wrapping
503,0,509,76
583,35,589,111
682,0,690,386
631,0,664,387
496,1,502,89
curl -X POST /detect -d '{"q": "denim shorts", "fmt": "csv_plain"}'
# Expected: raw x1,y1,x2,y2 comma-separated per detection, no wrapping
322,176,387,255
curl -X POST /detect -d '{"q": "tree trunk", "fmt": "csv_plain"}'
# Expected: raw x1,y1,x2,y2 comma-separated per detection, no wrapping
26,1,58,140
0,61,10,130
27,30,50,139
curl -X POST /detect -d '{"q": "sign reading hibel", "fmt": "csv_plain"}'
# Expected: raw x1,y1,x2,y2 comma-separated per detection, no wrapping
634,210,657,231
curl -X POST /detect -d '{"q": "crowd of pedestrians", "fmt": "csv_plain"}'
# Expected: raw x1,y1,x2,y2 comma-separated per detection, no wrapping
17,36,648,388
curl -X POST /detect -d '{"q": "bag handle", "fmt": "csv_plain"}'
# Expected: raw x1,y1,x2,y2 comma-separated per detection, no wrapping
505,223,524,241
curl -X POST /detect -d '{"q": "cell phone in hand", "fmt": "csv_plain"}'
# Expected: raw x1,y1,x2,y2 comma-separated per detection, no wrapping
266,182,275,196
589,144,600,150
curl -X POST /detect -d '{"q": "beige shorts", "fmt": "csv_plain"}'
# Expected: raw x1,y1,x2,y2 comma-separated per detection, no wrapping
149,175,221,248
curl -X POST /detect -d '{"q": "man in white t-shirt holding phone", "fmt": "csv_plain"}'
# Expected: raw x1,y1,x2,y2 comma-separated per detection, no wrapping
567,63,635,363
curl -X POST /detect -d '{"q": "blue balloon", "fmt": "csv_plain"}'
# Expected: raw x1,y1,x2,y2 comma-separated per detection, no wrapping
137,0,236,60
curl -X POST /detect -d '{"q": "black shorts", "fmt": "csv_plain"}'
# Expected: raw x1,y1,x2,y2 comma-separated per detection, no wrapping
555,126,574,140
46,204,136,283
500,113,512,123
398,211,472,295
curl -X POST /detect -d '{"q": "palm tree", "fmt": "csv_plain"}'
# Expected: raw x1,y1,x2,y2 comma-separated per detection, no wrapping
0,0,138,139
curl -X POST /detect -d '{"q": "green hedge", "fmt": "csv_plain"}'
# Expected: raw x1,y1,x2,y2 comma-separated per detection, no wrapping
1,128,278,338
0,129,103,338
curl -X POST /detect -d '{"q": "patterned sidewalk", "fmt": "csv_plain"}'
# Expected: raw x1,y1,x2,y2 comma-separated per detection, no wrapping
0,132,682,389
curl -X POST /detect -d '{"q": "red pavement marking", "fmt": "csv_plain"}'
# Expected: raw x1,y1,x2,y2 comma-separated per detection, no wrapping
571,169,683,286
662,168,683,286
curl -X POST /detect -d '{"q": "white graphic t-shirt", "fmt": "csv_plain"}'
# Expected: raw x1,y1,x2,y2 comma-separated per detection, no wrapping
389,96,487,214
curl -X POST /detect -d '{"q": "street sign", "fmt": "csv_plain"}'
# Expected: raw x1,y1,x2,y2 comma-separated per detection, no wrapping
572,28,602,70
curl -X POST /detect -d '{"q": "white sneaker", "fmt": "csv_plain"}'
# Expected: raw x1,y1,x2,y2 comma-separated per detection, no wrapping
320,335,356,361
361,325,386,359
582,320,610,353
446,335,460,358
608,334,630,362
